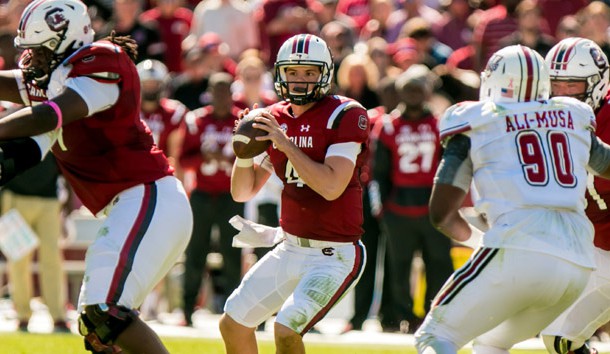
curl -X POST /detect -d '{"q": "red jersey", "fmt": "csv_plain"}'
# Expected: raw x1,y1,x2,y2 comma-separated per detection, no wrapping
373,110,441,216
139,8,193,73
51,41,173,215
180,105,239,194
586,92,610,251
266,95,370,242
360,106,384,185
140,98,188,153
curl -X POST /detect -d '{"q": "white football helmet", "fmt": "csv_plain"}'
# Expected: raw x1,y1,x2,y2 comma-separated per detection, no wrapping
480,45,550,103
15,0,94,87
274,34,334,105
137,59,169,83
545,37,609,110
137,59,169,102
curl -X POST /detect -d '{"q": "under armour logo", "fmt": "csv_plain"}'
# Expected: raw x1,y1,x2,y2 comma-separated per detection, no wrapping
322,247,334,256
301,125,310,132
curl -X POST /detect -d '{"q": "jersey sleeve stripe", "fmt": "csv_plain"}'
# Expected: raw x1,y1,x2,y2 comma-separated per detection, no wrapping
327,101,365,129
439,122,472,140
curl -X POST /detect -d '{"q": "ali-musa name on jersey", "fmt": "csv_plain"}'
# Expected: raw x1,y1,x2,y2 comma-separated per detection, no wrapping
505,109,574,132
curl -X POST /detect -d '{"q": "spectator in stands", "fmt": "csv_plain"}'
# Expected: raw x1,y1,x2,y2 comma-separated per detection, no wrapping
310,0,358,34
336,53,380,109
97,0,165,63
435,10,481,103
497,0,555,58
385,0,442,43
3,154,70,333
432,0,474,51
555,15,580,42
336,0,371,34
387,37,420,71
359,0,394,41
472,0,521,71
399,16,453,68
171,33,236,110
254,0,314,65
190,0,259,61
139,0,193,73
577,1,610,60
180,72,244,326
232,55,278,110
372,65,454,334
137,59,188,181
537,0,587,36
366,36,402,79
320,20,357,86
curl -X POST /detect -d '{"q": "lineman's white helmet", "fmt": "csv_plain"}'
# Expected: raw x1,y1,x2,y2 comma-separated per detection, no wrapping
15,0,94,55
480,45,550,103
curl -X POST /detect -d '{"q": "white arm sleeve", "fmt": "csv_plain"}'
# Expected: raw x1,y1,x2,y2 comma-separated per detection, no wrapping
65,76,120,116
326,142,361,164
12,69,30,106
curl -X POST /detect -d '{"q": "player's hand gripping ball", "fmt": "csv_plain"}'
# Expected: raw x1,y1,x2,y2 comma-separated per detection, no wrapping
232,108,272,159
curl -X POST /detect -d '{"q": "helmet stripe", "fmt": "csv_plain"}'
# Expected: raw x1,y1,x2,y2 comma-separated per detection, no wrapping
522,46,535,101
19,0,46,34
291,37,298,53
303,34,312,54
561,40,578,70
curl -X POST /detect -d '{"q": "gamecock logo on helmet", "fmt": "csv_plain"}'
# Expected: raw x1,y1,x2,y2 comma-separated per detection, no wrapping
45,8,69,32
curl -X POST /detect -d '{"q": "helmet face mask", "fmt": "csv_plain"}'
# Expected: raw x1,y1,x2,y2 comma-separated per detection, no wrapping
480,45,550,103
545,37,610,110
15,0,94,88
274,34,334,105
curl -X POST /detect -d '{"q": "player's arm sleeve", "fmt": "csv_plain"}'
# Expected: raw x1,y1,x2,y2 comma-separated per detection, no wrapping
434,134,473,192
64,76,119,116
588,133,610,177
326,142,360,163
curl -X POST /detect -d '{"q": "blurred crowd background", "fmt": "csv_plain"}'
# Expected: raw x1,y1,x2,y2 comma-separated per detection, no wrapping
0,0,609,339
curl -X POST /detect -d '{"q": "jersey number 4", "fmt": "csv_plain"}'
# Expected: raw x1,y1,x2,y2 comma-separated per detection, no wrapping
516,131,576,188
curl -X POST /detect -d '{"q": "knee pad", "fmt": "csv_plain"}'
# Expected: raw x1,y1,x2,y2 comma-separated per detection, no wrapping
78,304,138,353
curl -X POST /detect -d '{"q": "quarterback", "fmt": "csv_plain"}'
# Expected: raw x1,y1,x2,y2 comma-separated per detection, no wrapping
415,45,610,354
0,0,192,353
219,34,369,354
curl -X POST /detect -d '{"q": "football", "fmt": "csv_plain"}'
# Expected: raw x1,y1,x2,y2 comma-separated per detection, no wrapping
232,108,272,159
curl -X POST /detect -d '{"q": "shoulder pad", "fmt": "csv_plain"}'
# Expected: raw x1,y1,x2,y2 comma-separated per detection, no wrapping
65,41,121,65
549,96,597,131
326,96,366,130
439,101,483,141
64,41,124,83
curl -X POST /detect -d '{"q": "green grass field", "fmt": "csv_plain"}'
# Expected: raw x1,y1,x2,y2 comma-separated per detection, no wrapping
0,333,550,354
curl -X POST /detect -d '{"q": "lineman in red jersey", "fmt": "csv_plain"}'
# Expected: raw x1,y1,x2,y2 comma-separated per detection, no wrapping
542,37,610,354
219,34,368,354
137,59,188,179
372,64,453,333
179,72,245,326
0,1,193,353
